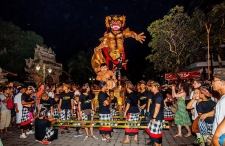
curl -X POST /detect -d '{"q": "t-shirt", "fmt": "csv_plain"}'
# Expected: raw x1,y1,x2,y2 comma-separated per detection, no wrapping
35,118,51,140
212,95,225,134
59,92,73,109
74,90,81,96
191,100,199,120
80,94,92,110
40,98,53,110
110,97,118,109
126,92,139,113
21,93,34,108
138,90,149,107
53,99,59,108
150,92,164,120
14,93,23,111
198,100,216,124
48,92,54,98
0,94,8,111
98,91,110,114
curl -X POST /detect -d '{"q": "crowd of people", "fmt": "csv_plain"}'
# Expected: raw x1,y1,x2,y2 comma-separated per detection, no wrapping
0,68,225,146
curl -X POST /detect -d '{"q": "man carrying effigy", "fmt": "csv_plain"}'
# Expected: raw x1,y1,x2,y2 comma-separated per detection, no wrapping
146,81,164,146
120,82,139,144
98,81,113,142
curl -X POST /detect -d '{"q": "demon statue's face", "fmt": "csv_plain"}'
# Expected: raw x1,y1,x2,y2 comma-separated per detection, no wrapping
105,15,126,31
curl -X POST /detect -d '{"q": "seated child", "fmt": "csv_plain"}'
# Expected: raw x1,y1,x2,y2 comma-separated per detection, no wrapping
35,108,58,145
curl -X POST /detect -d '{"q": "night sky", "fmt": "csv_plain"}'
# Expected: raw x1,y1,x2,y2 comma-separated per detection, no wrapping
0,0,224,80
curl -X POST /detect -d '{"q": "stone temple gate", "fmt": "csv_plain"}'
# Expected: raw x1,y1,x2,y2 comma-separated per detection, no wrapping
25,44,62,86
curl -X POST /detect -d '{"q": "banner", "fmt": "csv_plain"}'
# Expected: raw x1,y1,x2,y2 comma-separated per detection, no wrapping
165,72,201,80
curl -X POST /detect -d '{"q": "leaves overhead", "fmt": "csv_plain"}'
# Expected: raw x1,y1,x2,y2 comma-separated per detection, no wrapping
0,18,45,81
146,6,202,74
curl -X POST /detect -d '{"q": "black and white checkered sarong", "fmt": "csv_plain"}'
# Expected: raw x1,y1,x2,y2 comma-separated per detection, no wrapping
21,107,29,122
164,106,174,120
126,113,139,126
99,114,112,126
60,109,71,120
81,112,93,121
53,108,59,119
148,120,163,136
206,123,213,134
110,109,117,116
44,127,54,139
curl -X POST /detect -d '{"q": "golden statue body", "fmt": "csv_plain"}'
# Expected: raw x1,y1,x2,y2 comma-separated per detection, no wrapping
91,15,146,75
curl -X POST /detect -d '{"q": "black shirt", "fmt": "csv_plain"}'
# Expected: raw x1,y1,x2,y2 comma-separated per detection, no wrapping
53,99,60,108
80,94,92,110
197,100,216,124
59,92,73,109
40,98,53,110
21,93,34,108
138,90,148,107
126,92,139,113
110,97,118,109
35,118,51,140
150,92,164,120
98,91,110,114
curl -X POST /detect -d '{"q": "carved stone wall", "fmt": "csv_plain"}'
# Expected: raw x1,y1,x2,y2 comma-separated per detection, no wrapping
25,44,62,86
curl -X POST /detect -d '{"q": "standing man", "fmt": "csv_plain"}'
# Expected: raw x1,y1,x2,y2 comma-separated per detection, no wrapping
98,81,112,142
14,86,26,127
0,87,11,134
146,81,164,146
205,68,225,146
20,86,35,138
137,81,148,117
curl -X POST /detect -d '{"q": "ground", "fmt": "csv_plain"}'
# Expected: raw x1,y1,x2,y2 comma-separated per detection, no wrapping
1,125,196,146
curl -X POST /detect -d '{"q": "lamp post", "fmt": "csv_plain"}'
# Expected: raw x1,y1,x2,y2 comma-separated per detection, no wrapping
36,64,52,83
89,77,95,85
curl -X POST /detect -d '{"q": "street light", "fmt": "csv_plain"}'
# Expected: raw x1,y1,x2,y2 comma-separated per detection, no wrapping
89,77,95,85
36,64,52,83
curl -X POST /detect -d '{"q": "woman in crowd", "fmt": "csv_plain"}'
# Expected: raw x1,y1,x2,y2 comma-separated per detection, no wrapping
48,85,56,99
172,82,192,138
163,92,175,126
198,87,216,143
120,82,139,144
186,88,202,144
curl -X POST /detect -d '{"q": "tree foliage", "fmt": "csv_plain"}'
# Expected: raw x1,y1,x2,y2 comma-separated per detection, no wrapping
0,18,45,81
67,50,95,84
146,6,202,73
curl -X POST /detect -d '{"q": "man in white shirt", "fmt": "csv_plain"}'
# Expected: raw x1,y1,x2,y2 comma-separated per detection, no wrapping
211,69,225,134
14,86,26,125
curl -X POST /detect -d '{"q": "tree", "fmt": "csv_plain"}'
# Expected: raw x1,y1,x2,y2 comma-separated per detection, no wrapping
146,6,202,74
0,18,45,81
67,50,95,84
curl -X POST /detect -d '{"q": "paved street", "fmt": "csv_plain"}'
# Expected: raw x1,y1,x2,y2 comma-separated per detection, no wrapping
1,125,196,146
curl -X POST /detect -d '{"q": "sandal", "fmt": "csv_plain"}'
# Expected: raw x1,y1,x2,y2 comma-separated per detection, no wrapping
61,131,65,134
66,130,70,133
185,133,192,137
173,134,182,138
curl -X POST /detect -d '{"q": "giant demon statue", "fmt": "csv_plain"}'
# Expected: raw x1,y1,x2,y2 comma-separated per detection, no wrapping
92,15,145,86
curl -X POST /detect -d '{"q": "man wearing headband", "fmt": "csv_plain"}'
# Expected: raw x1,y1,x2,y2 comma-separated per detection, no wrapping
98,81,112,142
58,83,74,133
35,108,57,145
77,83,97,141
209,68,225,146
20,86,35,138
146,81,164,146
121,82,139,144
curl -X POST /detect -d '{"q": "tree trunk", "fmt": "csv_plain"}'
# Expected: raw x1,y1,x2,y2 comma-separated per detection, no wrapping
217,52,223,68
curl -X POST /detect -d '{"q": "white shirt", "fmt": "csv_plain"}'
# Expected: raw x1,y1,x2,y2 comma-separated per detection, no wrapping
14,93,23,111
48,92,54,98
189,91,194,100
74,90,80,96
192,100,198,120
212,95,225,134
